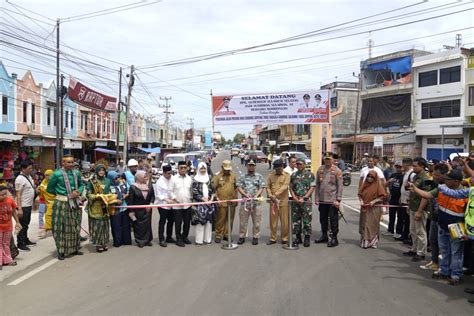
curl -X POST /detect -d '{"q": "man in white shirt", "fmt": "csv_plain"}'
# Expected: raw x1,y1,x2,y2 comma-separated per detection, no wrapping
358,156,385,188
15,160,36,251
284,155,297,175
396,157,415,243
173,161,193,247
153,165,176,247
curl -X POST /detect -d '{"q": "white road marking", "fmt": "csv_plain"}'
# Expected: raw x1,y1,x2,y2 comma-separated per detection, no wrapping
342,202,389,229
7,259,58,286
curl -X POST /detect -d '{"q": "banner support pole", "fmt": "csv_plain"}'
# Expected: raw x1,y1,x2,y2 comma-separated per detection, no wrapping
283,200,298,250
222,203,238,250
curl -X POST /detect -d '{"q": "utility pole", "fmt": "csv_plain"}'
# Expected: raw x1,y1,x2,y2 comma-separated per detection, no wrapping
123,65,134,165
159,96,172,148
352,72,361,164
210,89,214,150
115,67,122,164
55,18,61,168
187,117,195,151
60,74,65,161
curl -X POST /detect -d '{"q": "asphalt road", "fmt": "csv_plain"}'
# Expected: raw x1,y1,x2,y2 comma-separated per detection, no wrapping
1,151,473,315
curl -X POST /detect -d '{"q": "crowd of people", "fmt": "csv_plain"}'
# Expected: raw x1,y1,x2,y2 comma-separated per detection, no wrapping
1,151,474,302
359,153,474,302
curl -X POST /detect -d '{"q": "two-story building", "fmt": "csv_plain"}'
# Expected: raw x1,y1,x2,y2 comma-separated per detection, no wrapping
0,62,17,136
413,48,473,160
357,49,432,160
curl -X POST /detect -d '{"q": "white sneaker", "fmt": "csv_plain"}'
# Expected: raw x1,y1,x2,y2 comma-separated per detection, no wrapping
393,233,402,239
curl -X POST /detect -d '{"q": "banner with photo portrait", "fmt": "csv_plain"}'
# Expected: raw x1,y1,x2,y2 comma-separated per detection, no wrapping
212,90,329,125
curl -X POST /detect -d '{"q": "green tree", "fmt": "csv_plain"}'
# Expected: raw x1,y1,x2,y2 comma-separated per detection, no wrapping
233,133,246,144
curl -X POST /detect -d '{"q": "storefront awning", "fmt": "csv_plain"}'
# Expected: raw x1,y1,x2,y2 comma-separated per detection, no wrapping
94,148,120,155
0,134,23,142
139,147,161,153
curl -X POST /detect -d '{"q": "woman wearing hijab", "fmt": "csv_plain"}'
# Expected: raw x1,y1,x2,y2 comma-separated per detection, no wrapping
126,170,155,248
108,171,131,247
87,164,111,252
191,162,215,245
358,169,387,249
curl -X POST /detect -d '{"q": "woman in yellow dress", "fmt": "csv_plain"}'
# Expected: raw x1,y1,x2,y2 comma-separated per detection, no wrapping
39,169,55,238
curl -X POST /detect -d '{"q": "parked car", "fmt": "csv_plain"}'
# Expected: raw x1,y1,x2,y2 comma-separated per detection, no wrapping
249,150,267,163
277,151,311,166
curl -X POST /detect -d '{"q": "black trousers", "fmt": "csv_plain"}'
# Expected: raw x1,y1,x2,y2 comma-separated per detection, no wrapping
158,208,174,241
175,207,191,241
319,204,339,237
397,204,410,239
17,206,32,246
388,205,403,234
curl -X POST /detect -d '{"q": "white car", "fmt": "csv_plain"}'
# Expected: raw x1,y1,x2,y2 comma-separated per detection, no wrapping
276,151,311,165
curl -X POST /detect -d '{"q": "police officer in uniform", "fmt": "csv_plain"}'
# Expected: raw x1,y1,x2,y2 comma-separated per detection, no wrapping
290,158,316,247
211,160,237,243
314,153,343,247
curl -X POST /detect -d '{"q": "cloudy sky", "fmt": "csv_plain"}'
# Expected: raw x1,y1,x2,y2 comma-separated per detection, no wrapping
1,0,473,138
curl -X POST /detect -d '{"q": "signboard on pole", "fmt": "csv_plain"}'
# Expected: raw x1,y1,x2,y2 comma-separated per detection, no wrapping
373,135,383,147
204,131,212,147
68,77,117,112
212,90,329,125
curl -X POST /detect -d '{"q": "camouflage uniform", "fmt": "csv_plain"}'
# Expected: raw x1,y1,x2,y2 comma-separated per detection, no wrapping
237,173,265,238
290,170,316,236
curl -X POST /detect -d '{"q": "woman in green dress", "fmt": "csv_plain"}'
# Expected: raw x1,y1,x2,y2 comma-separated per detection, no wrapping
87,164,111,253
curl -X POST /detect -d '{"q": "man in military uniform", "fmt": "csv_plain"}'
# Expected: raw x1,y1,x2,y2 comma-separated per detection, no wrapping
237,160,265,245
314,153,343,247
290,158,316,247
266,159,291,245
211,160,237,243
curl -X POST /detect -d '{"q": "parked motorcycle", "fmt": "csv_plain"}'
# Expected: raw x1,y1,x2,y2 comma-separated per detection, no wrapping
342,168,352,186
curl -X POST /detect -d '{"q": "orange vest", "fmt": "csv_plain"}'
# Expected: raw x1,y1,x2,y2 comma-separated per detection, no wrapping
437,191,467,217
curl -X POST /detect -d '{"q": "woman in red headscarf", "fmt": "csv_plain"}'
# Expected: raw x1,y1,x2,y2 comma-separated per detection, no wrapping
358,170,387,249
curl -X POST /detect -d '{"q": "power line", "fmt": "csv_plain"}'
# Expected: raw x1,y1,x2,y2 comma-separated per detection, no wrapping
141,28,474,88
61,0,162,23
136,1,431,70
140,6,472,69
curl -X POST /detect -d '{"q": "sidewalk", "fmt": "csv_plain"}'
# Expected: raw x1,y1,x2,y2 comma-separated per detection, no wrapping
0,208,89,284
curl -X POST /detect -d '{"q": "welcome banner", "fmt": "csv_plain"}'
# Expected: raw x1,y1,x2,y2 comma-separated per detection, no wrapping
212,90,329,125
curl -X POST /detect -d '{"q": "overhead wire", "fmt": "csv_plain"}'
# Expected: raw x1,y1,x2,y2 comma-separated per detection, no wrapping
138,5,473,70
61,0,162,23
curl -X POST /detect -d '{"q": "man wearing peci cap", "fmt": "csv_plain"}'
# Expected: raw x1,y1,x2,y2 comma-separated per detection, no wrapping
290,158,316,247
266,159,291,245
314,94,325,109
153,165,177,247
172,161,193,247
314,153,343,247
237,160,266,245
303,94,311,108
211,160,238,243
